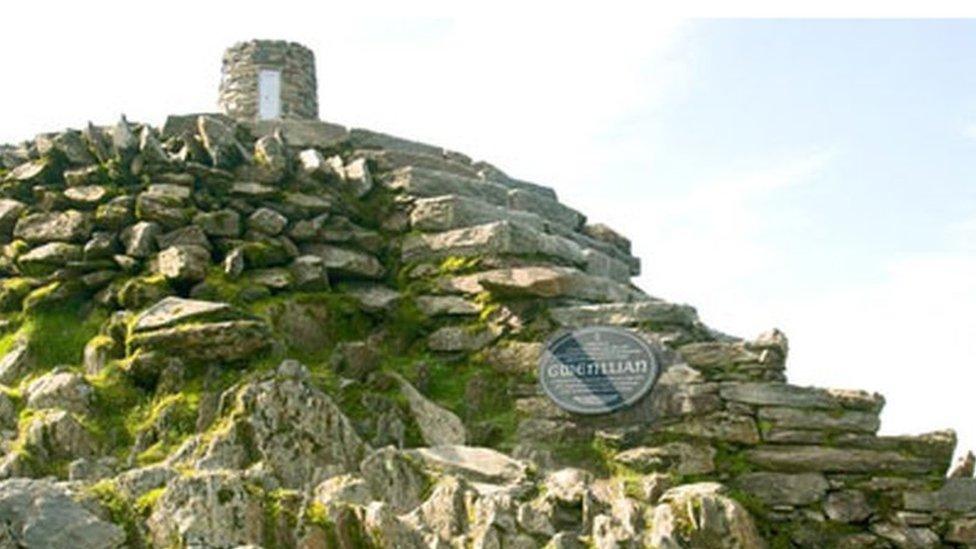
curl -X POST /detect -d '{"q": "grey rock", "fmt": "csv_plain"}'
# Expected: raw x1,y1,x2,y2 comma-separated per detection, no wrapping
132,297,234,332
0,337,31,385
904,478,976,513
581,223,631,254
405,446,527,484
507,188,584,230
428,325,501,352
198,115,246,168
14,210,91,243
193,209,241,237
415,295,480,316
313,474,374,506
289,255,329,290
248,268,292,289
147,471,264,548
23,409,98,461
111,116,138,159
63,185,108,208
946,517,976,545
746,445,941,475
247,207,288,235
156,225,211,251
870,523,939,548
410,194,546,232
139,126,170,165
360,446,429,513
392,372,466,446
0,478,125,548
223,247,245,278
948,450,975,478
758,406,880,434
253,132,288,181
720,382,884,412
0,199,26,238
441,266,645,303
646,482,763,549
549,300,698,328
402,220,585,267
120,221,162,258
37,130,96,165
300,243,384,279
25,370,93,415
83,231,118,260
128,319,272,363
345,284,400,312
735,472,829,506
18,242,82,276
343,157,373,197
297,149,344,180
157,245,210,282
824,490,871,523
385,166,510,206
614,442,716,475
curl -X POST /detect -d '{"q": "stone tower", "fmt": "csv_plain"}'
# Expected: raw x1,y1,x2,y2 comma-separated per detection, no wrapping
218,40,318,121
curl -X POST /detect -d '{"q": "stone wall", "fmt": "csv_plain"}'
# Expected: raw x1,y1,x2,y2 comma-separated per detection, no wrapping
0,112,973,547
218,40,318,121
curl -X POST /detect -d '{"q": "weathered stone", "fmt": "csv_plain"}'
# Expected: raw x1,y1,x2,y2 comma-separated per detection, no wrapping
247,206,288,235
63,185,108,208
507,188,584,230
0,478,125,548
195,368,366,487
313,474,374,506
581,223,631,254
147,471,264,548
824,490,871,523
735,472,829,506
410,194,546,232
128,319,272,363
0,337,31,385
18,242,82,275
0,199,26,239
345,284,400,312
393,372,466,446
38,130,96,165
659,412,761,445
344,157,373,197
157,245,210,282
95,196,134,230
442,266,644,303
721,382,883,412
135,190,190,229
550,300,698,328
23,409,98,461
483,341,543,375
197,115,246,168
385,166,511,205
14,210,91,243
300,243,384,279
360,447,429,513
870,523,939,548
614,442,716,475
746,445,942,475
428,324,500,352
298,149,344,180
25,370,92,415
758,406,880,434
253,132,288,181
289,254,329,290
948,450,975,478
132,297,234,331
402,220,585,266
415,294,480,316
645,482,763,548
156,225,211,251
904,478,976,512
139,126,170,165
120,221,161,258
192,209,241,237
83,231,118,260
405,446,527,484
946,517,976,545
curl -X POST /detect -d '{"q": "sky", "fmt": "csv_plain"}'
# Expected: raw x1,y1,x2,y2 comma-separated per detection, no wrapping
0,6,974,456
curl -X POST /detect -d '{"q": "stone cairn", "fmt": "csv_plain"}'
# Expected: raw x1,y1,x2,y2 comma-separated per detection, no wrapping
219,39,318,121
0,42,970,548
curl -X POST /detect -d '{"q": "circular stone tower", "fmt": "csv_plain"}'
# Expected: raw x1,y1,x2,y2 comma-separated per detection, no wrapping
218,40,318,121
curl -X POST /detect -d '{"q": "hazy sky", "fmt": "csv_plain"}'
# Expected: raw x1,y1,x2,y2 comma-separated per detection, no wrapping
1,7,973,455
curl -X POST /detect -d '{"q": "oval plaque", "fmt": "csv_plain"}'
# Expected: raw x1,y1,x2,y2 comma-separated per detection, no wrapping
539,326,661,415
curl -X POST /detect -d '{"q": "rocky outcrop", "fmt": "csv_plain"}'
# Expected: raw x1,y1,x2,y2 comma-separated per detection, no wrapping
0,110,970,547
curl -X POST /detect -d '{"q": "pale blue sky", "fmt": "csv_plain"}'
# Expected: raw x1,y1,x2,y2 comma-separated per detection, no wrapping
0,10,972,455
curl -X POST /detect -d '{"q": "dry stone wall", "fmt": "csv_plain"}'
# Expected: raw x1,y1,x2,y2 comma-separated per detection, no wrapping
218,40,318,121
0,112,972,547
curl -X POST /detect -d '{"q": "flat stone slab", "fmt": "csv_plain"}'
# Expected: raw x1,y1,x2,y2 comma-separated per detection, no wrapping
410,194,547,232
720,382,884,412
246,119,348,149
549,301,699,328
440,266,645,303
744,445,941,475
507,187,584,230
405,446,527,484
758,406,880,434
385,167,510,206
734,472,829,506
128,320,272,363
401,220,585,267
904,479,976,513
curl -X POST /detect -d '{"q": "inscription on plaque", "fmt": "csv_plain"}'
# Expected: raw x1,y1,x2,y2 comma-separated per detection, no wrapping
539,326,661,415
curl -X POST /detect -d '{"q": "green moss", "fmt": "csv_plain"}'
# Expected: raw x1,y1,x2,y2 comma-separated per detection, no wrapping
87,362,147,459
85,480,142,546
135,486,165,516
437,255,481,275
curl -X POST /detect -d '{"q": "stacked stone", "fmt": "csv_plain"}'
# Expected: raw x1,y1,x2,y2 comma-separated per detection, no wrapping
218,40,318,120
0,111,975,547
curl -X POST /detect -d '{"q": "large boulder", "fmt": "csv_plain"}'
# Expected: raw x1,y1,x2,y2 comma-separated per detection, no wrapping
13,210,92,243
0,478,125,548
644,483,764,548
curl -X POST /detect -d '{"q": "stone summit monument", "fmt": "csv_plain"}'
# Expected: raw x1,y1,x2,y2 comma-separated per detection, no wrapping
0,38,971,547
